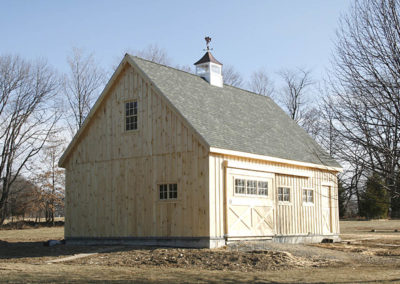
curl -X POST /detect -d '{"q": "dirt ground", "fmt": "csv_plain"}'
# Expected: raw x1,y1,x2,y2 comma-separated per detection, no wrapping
1,221,400,283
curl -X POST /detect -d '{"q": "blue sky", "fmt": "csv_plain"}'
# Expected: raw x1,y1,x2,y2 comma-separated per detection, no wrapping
1,0,350,83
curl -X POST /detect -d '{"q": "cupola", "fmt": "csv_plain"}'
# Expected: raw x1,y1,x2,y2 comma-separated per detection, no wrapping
194,37,223,87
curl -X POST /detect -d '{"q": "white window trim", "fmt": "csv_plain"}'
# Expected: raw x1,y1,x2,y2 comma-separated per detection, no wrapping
157,182,179,202
302,187,315,206
123,99,139,133
233,176,270,198
277,185,292,204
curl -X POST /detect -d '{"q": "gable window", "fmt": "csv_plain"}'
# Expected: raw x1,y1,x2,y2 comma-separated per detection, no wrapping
234,178,269,196
303,189,314,203
159,183,177,200
278,187,290,202
125,101,138,131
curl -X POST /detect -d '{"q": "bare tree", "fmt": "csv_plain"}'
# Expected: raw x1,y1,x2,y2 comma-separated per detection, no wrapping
175,64,193,73
63,48,105,135
135,44,171,65
222,65,244,87
278,68,313,123
0,55,59,224
326,0,400,216
248,69,275,98
36,134,65,224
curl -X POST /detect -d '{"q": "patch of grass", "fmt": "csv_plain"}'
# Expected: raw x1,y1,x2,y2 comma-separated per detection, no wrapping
0,227,64,242
340,219,400,234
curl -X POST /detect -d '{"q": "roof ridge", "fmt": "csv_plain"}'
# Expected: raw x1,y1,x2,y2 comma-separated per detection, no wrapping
128,54,202,79
128,54,275,101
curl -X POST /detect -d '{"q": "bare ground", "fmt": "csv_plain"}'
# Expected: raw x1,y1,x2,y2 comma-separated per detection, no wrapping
1,221,400,283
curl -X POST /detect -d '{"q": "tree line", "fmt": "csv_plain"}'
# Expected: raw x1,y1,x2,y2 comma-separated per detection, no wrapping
1,0,398,223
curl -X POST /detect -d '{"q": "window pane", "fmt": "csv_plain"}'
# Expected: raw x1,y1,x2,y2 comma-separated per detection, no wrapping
247,180,257,195
169,184,177,199
303,190,307,202
235,179,246,194
308,190,313,203
258,181,268,196
159,184,167,200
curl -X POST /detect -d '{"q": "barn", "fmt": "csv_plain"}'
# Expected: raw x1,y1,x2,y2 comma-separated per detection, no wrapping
59,48,342,248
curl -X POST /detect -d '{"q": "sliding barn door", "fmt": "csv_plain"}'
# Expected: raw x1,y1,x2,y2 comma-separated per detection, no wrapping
226,168,275,238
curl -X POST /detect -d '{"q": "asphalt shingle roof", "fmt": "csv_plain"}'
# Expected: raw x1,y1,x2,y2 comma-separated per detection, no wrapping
130,55,340,168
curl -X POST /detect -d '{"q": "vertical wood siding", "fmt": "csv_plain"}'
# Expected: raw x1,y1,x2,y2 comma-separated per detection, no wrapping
209,154,340,239
64,65,209,238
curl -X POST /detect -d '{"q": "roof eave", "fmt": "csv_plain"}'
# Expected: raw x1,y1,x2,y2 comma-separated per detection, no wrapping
209,147,343,172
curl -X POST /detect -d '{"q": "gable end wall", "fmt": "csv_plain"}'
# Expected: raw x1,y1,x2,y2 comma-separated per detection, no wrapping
64,64,209,238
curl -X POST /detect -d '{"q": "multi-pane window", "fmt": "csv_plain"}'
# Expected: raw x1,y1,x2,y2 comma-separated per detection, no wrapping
125,101,138,131
303,189,314,203
278,187,290,202
159,183,177,200
234,178,269,196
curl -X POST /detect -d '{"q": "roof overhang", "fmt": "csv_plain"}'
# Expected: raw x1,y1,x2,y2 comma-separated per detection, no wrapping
209,147,343,173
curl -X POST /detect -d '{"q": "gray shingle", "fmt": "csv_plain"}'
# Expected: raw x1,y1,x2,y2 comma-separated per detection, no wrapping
130,55,341,168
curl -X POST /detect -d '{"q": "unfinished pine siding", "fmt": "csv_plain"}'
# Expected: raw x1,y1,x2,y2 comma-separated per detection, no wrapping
209,154,339,240
63,64,209,239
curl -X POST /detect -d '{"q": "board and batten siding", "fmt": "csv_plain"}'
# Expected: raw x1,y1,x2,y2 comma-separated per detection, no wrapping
209,154,340,239
63,64,209,239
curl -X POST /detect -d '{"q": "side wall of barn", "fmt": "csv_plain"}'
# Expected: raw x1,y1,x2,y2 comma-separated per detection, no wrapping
63,64,210,242
209,153,340,241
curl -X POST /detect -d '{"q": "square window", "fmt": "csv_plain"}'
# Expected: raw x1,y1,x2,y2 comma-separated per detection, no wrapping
303,189,314,203
159,183,177,200
278,187,290,202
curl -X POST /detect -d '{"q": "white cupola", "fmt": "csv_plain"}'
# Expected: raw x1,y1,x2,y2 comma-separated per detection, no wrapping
194,37,223,87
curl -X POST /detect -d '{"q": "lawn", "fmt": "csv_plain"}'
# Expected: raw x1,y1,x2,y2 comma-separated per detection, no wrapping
1,221,400,283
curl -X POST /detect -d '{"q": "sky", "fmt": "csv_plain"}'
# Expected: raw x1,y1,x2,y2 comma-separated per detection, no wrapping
0,0,351,84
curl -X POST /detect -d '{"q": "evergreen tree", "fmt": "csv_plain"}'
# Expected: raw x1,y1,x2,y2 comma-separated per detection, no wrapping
359,174,389,219
338,181,346,218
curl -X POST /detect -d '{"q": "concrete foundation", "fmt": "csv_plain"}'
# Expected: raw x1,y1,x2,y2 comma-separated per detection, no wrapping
66,236,226,249
272,234,341,244
66,234,340,248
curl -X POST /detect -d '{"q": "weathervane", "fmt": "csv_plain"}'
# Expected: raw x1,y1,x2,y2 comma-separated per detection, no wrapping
204,36,213,51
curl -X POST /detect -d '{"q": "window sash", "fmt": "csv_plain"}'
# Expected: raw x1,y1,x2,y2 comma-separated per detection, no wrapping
258,181,268,196
159,183,177,200
303,189,314,203
278,187,290,202
235,178,269,196
125,101,138,131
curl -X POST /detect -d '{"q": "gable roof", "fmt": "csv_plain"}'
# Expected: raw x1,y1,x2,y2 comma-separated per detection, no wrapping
130,55,340,169
59,54,341,170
